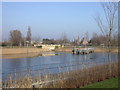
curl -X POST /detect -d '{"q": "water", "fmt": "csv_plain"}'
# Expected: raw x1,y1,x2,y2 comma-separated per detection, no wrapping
2,52,118,80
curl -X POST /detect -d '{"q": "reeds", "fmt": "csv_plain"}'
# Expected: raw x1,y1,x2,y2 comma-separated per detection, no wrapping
2,60,118,88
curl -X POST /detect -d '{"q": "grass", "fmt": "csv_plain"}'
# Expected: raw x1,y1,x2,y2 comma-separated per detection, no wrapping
2,61,118,88
82,77,119,88
2,47,50,55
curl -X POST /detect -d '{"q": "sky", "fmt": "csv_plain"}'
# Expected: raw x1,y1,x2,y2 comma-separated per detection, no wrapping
2,2,104,41
0,2,2,42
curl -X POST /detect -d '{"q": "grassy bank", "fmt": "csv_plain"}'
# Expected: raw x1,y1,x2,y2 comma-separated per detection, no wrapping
1,48,51,59
55,46,118,53
49,61,118,88
1,46,118,55
2,61,118,88
83,77,119,88
2,48,50,55
94,46,118,53
2,52,57,59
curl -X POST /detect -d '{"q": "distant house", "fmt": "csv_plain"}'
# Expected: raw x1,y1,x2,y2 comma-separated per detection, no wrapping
32,40,42,47
81,37,88,46
83,37,88,45
100,43,105,47
41,44,61,50
76,36,80,46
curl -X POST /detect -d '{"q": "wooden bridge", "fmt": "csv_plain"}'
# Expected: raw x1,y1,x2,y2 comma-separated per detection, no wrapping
72,48,94,55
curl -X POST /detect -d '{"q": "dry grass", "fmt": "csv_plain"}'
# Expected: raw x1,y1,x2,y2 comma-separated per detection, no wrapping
2,60,119,88
1,47,118,55
55,47,72,52
55,47,118,53
48,61,118,88
94,47,118,53
2,48,50,55
0,78,2,88
1,47,118,59
1,48,51,59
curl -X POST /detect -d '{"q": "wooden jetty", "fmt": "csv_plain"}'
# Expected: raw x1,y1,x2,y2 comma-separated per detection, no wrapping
72,48,94,55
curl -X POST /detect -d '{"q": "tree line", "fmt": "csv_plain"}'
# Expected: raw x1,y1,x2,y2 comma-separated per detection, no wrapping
1,30,118,47
1,2,118,48
1,26,32,47
91,32,118,46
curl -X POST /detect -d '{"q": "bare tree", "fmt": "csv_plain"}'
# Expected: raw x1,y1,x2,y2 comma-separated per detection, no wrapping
32,35,41,44
59,33,70,45
85,32,89,41
76,36,80,46
91,32,100,46
9,30,22,46
26,26,32,43
94,1,118,78
91,33,108,46
111,31,118,46
94,2,118,52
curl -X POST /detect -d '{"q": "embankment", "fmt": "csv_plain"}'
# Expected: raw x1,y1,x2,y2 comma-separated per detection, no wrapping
1,47,118,59
2,47,118,55
1,48,51,59
94,47,118,53
55,47,118,53
2,61,118,88
2,48,50,55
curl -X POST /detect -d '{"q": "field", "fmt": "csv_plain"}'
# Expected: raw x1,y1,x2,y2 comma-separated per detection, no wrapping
55,46,118,53
2,46,118,55
1,47,51,59
1,46,118,59
83,77,119,88
2,47,50,55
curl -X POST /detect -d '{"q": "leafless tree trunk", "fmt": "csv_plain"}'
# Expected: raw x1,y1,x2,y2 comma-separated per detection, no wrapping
94,1,118,78
59,33,70,45
26,26,32,44
76,35,80,46
94,2,118,52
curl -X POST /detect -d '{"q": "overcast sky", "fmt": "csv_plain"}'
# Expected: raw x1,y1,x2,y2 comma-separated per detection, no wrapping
2,2,105,41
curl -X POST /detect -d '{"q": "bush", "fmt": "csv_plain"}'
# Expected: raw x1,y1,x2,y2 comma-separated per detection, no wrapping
37,46,42,48
55,46,59,49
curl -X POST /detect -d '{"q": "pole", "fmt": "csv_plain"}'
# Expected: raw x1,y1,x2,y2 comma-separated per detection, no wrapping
26,41,29,57
27,43,28,55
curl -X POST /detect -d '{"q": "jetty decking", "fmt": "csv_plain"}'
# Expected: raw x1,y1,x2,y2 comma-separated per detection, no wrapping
72,48,94,55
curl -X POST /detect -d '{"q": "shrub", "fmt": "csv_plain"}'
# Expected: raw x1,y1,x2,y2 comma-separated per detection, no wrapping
55,46,59,49
37,46,42,48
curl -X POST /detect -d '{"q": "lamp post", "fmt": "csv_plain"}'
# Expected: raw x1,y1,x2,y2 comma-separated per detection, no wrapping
26,41,29,56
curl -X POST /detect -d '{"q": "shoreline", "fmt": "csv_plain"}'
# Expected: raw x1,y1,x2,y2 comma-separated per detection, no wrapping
2,52,58,59
55,47,118,53
2,61,118,88
1,47,50,55
1,47,118,59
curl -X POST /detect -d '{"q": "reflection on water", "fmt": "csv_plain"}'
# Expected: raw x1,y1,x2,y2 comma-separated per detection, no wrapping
2,52,118,80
